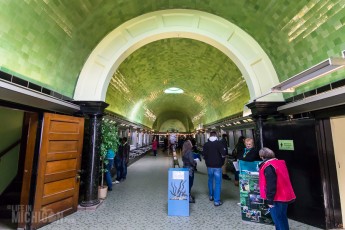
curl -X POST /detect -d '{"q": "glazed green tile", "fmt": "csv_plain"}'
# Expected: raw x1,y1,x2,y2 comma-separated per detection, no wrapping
0,0,344,126
106,38,249,129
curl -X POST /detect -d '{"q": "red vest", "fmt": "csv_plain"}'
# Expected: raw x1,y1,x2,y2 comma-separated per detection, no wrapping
259,159,296,202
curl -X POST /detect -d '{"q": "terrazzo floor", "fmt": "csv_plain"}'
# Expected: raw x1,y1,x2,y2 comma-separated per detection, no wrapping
33,150,323,229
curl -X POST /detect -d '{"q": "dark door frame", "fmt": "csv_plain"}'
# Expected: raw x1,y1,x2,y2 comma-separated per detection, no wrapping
18,112,40,229
315,118,343,229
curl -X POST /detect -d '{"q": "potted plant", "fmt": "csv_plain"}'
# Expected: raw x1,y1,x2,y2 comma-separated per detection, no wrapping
99,118,119,199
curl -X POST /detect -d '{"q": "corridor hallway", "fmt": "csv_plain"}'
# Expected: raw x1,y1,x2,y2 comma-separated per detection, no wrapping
40,149,320,230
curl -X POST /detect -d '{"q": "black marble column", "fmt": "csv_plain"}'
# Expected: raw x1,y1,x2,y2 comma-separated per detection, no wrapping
246,101,285,149
75,101,109,207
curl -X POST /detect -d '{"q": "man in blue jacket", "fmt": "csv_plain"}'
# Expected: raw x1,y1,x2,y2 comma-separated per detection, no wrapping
203,131,227,206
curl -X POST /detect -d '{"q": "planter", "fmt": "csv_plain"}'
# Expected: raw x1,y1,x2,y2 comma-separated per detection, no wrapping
98,186,108,199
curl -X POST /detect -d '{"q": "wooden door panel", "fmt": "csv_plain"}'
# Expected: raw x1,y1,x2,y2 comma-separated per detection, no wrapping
32,113,84,228
41,190,75,207
46,152,78,161
45,159,77,174
48,140,79,151
37,197,74,224
43,178,75,195
44,171,77,183
42,196,74,215
49,119,81,132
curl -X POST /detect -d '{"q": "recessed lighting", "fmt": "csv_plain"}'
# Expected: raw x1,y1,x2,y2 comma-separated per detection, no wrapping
164,87,184,94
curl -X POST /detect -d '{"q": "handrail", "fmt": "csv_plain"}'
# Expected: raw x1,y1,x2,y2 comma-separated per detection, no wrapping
0,139,21,159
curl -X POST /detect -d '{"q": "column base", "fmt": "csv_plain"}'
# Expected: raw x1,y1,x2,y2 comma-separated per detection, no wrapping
78,199,102,211
79,198,100,208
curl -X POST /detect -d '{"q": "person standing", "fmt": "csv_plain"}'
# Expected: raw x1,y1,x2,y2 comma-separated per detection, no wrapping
182,140,196,203
237,138,260,162
105,148,115,191
121,137,130,181
152,136,158,156
233,136,246,186
220,133,231,180
203,131,227,206
163,135,168,152
115,138,123,184
259,147,296,230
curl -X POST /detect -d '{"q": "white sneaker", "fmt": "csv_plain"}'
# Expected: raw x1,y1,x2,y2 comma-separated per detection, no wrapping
237,202,241,207
115,180,120,184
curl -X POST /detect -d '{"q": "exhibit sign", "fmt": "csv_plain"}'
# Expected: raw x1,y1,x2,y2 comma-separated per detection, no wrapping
278,140,294,151
168,168,189,216
239,160,273,225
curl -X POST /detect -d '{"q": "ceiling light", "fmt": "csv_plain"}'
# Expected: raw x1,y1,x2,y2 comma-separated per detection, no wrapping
164,87,184,94
271,56,345,92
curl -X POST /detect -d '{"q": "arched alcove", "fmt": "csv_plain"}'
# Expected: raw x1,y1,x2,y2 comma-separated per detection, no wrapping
74,9,283,103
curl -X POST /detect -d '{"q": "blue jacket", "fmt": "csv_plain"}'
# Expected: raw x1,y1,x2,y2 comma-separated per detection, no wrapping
106,149,115,159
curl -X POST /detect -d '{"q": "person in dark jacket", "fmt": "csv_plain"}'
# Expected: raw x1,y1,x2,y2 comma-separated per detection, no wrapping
115,137,130,183
259,147,296,230
115,137,123,184
220,133,231,180
121,137,130,180
233,136,246,186
203,131,227,206
237,138,260,162
182,140,196,203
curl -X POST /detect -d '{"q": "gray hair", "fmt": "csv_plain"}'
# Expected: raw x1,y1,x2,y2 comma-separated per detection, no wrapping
259,147,275,159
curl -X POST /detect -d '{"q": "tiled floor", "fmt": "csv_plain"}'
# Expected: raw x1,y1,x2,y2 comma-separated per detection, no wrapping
36,150,321,229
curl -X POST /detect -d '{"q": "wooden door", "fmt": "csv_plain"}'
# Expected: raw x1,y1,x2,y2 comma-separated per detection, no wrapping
31,113,84,229
18,112,39,229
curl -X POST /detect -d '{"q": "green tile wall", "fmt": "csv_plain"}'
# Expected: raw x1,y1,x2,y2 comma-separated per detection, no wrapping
0,0,344,124
105,38,249,128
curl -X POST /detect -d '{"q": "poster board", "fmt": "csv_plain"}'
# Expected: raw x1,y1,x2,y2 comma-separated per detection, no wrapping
168,168,189,216
239,160,273,225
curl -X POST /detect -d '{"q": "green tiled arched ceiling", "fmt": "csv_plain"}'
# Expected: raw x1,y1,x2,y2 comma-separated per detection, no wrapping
0,0,344,130
105,38,248,130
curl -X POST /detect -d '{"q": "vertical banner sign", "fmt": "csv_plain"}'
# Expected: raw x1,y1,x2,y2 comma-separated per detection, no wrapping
239,161,273,225
168,168,189,216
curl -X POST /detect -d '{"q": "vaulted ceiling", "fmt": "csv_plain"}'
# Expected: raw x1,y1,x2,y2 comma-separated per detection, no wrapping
106,38,249,131
0,0,344,131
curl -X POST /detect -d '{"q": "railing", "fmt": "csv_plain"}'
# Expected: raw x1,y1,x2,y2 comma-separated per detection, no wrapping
0,139,21,159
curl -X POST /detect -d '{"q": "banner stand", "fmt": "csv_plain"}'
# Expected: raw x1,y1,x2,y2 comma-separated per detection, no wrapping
239,160,273,225
168,168,189,216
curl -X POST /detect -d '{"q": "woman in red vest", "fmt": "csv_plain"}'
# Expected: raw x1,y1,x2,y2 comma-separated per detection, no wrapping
259,147,296,230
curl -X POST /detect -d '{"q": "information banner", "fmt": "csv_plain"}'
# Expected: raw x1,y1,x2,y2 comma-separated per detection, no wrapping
168,168,189,216
239,160,273,225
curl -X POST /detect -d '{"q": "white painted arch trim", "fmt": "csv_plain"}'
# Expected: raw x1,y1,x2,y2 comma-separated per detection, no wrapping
74,9,283,102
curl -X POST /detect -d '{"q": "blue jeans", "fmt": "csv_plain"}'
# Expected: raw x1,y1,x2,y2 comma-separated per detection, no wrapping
105,159,114,189
270,202,289,230
115,157,122,181
116,158,127,180
235,170,239,181
184,167,194,194
153,149,157,156
122,158,127,179
207,167,222,203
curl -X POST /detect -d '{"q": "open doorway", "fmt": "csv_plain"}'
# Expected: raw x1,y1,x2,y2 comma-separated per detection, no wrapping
0,107,37,229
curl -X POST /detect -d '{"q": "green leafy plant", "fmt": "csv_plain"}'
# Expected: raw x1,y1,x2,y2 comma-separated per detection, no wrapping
100,118,120,188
